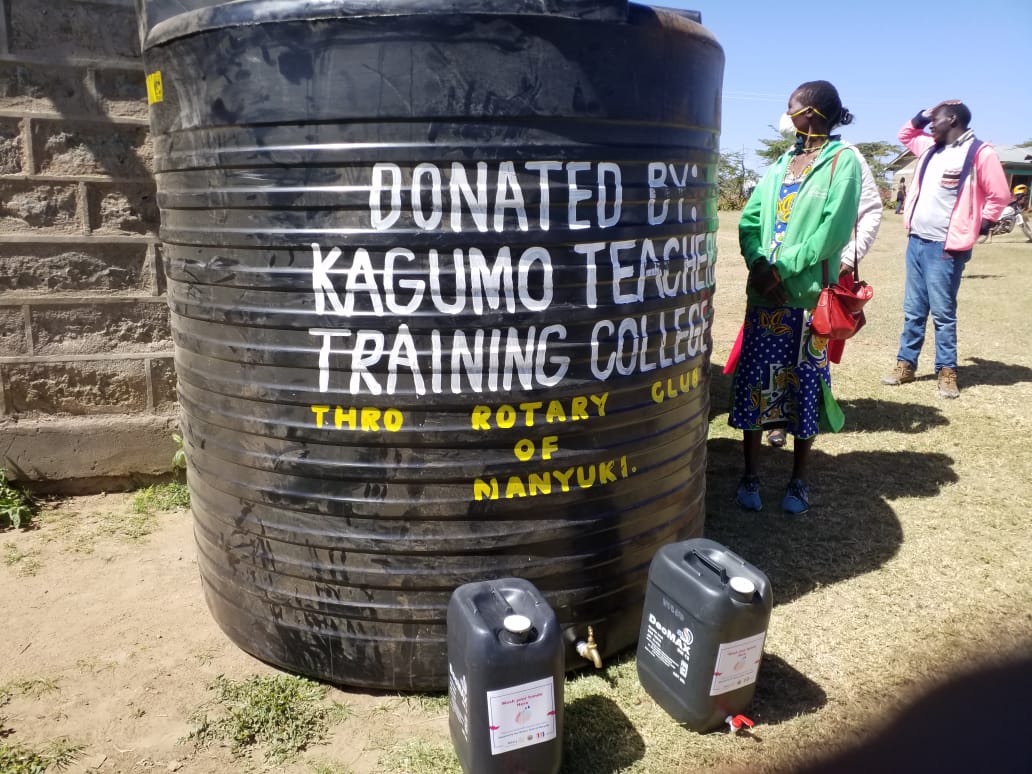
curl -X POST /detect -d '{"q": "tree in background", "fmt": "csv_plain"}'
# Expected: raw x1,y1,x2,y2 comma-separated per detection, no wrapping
719,133,905,210
854,141,904,200
754,129,903,205
756,132,793,165
717,150,757,210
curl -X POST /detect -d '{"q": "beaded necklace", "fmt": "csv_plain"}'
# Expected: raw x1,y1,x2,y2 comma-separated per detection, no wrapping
787,140,829,180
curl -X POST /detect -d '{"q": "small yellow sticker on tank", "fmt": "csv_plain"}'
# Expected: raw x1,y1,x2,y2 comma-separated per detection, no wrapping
146,71,164,104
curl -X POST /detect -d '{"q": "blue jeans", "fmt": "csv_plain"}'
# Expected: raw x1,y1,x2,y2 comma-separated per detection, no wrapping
897,235,970,371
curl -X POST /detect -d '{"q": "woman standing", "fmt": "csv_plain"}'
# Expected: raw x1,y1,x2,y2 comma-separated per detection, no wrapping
895,178,907,214
731,80,861,514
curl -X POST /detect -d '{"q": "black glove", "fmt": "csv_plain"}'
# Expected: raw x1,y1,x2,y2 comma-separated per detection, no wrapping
979,218,996,236
912,109,932,130
747,261,776,292
747,261,787,306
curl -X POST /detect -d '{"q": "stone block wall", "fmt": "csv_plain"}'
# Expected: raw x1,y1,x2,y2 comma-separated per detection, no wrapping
0,0,177,492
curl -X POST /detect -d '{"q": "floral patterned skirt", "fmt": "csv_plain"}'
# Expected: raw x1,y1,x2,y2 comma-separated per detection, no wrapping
728,305,830,440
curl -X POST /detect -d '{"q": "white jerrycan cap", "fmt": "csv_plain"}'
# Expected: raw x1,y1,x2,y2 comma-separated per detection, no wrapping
728,576,756,600
503,614,533,634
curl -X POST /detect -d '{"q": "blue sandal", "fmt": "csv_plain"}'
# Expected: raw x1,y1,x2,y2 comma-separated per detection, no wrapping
736,475,762,511
782,479,810,514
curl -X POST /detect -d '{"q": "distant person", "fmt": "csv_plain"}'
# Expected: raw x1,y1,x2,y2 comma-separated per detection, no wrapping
881,100,1010,398
761,116,882,449
895,178,906,214
1012,183,1028,211
731,80,861,514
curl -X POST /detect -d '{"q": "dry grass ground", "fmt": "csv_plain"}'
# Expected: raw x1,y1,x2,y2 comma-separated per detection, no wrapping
2,211,1030,773
700,211,1032,771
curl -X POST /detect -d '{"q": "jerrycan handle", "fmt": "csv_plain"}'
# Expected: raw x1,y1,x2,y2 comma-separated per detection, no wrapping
686,548,729,585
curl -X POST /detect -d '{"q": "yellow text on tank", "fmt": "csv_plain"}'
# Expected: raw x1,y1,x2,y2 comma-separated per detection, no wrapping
470,393,609,430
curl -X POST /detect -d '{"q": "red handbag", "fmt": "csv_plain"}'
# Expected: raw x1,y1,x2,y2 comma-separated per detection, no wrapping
811,149,873,340
811,261,872,340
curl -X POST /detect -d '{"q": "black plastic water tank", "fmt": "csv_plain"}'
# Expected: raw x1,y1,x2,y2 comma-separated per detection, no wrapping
136,0,724,689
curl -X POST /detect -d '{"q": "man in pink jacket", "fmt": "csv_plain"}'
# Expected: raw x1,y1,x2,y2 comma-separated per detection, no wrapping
881,100,1010,398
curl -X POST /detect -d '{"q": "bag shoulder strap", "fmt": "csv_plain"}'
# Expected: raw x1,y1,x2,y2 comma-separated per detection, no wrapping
823,148,849,287
829,147,846,179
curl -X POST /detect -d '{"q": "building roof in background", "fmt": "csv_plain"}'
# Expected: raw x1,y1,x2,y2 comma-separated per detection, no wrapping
996,144,1032,165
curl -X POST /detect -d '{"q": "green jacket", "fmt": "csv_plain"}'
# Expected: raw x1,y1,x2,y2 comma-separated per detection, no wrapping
739,141,862,309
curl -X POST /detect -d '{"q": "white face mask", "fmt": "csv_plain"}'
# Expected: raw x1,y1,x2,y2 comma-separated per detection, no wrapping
778,112,798,139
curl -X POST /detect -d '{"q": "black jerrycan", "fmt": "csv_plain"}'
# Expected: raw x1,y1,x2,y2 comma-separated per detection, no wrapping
636,538,772,732
448,578,564,774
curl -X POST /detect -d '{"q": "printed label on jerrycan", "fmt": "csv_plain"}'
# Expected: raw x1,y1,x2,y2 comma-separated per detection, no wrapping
486,676,557,755
448,662,469,742
709,631,766,696
642,596,695,686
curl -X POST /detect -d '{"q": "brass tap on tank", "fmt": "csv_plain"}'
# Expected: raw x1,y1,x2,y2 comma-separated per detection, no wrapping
576,626,603,669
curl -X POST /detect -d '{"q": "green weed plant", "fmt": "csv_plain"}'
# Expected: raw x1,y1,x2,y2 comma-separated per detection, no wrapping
0,470,37,530
2,542,41,577
309,763,356,774
130,482,190,515
97,509,159,541
187,674,349,763
128,431,191,516
0,739,83,773
3,679,59,700
377,739,462,774
171,432,187,475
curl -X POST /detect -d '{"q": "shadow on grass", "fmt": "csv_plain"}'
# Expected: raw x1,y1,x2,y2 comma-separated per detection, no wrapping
791,652,1032,773
962,357,1032,387
712,365,956,435
704,437,957,605
562,694,645,773
750,653,827,725
708,362,733,422
903,357,1032,389
836,397,949,433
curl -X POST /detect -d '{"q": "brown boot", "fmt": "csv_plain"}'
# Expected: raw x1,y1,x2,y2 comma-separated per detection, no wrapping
881,360,916,386
937,367,960,398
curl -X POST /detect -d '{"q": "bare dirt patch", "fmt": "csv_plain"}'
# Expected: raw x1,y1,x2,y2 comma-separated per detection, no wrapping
2,495,439,774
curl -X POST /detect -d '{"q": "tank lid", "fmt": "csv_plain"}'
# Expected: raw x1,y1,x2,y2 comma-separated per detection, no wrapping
503,614,533,634
137,0,635,50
